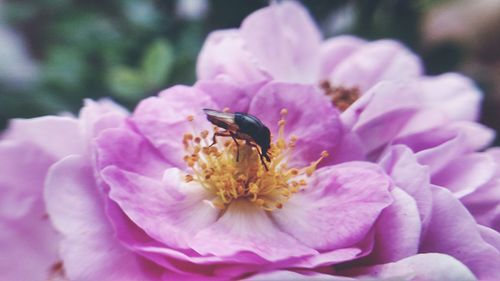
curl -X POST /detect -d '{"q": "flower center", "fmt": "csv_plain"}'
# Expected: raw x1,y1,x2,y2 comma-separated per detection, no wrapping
182,109,328,211
320,80,360,111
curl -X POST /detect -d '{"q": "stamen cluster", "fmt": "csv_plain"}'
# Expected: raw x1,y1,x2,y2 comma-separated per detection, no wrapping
183,109,328,211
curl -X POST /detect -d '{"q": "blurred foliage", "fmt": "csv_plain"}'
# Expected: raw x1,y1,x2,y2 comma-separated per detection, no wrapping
0,0,497,143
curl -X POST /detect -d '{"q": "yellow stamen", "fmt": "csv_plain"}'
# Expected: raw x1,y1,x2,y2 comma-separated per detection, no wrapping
182,109,328,211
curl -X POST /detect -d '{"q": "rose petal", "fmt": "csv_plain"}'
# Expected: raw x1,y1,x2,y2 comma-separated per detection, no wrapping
272,162,392,250
240,1,322,83
420,186,500,280
194,80,254,113
131,85,217,168
346,253,476,281
103,166,219,249
370,188,421,263
249,270,356,281
196,29,270,84
249,82,341,166
44,155,161,280
396,121,495,174
419,73,482,121
3,116,84,159
432,153,496,198
95,128,168,179
379,145,432,225
0,141,53,219
0,142,60,281
330,40,423,92
189,200,317,262
320,35,365,79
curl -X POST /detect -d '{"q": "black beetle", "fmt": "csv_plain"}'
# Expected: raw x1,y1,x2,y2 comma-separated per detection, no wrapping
203,109,271,170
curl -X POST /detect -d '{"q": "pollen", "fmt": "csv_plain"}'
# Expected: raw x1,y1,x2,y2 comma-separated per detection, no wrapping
182,109,328,211
320,80,360,111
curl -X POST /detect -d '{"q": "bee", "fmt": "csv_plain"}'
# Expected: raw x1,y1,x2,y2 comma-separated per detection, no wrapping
203,109,271,170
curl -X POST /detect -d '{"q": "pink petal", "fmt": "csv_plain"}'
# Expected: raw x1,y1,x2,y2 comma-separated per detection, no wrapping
420,73,482,121
0,144,60,281
131,85,217,167
0,142,53,219
379,145,432,225
189,200,317,261
95,128,168,180
320,36,366,79
343,81,422,156
370,188,421,263
249,82,341,166
411,122,495,175
3,116,84,159
433,153,496,198
240,1,321,83
249,270,356,280
347,253,476,281
196,29,270,84
272,163,392,251
420,186,500,280
194,80,255,112
79,98,128,140
44,155,161,280
330,40,423,92
461,177,500,231
102,166,219,249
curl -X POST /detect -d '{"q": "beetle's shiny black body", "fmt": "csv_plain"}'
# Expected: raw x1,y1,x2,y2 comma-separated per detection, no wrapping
203,109,271,169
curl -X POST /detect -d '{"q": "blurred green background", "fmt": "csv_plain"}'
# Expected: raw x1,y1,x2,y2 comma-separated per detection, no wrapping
1,0,499,143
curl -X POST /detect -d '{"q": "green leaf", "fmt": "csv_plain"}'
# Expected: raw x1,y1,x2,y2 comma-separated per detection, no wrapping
108,66,145,101
141,38,174,89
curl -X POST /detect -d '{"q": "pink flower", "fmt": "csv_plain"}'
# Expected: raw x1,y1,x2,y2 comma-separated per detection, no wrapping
197,1,500,233
1,2,500,281
1,79,499,280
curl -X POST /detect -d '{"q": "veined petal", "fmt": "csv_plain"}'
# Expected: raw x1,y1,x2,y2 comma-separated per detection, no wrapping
249,82,341,166
197,29,270,84
420,186,500,280
272,163,392,251
189,200,317,261
103,167,219,249
240,1,322,83
44,155,161,281
330,40,422,92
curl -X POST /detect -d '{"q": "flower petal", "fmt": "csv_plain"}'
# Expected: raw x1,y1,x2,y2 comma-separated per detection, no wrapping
320,35,365,79
95,128,168,179
0,143,60,281
419,73,482,121
343,81,422,156
370,188,421,263
189,200,317,262
420,186,500,280
44,155,161,280
409,122,495,175
240,1,322,83
196,29,270,84
249,82,341,166
131,85,217,168
102,166,219,249
346,253,476,281
272,162,392,250
3,116,84,159
432,153,496,198
330,40,423,92
379,145,432,225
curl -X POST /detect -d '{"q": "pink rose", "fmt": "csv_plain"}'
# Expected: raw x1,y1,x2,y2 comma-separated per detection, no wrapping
1,2,500,281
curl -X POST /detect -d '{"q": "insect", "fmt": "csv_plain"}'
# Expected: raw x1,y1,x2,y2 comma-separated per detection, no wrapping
203,108,272,170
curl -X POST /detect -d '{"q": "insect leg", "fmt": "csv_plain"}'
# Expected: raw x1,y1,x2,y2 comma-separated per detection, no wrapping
247,142,269,171
229,132,240,161
209,131,232,147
